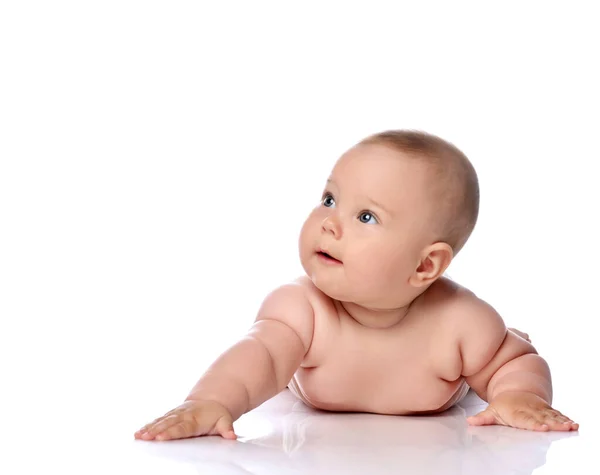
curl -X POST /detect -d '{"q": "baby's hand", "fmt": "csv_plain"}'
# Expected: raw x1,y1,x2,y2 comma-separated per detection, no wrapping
467,391,579,432
134,400,237,441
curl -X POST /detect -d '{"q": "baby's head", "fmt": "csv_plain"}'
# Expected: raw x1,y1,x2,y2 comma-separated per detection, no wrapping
299,130,479,309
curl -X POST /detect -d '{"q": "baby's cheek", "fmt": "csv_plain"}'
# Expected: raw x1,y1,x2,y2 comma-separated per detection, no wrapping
298,217,317,264
349,251,388,282
356,249,406,284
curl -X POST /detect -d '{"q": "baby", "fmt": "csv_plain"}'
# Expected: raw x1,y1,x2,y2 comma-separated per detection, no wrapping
135,130,578,441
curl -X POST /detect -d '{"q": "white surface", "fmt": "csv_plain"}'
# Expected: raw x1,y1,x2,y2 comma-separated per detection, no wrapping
1,2,598,474
130,390,591,475
2,382,595,475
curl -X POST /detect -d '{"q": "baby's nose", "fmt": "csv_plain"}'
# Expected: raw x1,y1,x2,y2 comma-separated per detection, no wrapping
321,215,342,238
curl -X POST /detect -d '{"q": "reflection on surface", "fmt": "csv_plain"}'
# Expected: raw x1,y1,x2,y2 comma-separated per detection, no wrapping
133,390,578,475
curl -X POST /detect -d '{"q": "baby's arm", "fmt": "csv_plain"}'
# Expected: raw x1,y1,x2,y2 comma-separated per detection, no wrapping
186,282,314,420
454,295,578,431
135,283,314,441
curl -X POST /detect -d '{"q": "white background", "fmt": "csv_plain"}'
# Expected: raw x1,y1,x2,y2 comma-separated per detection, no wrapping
1,2,598,472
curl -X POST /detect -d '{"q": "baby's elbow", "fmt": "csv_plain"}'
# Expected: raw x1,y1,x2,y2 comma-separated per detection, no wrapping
248,320,307,389
465,332,538,389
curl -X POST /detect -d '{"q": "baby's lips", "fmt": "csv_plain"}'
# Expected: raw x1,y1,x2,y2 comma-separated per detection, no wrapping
317,248,342,262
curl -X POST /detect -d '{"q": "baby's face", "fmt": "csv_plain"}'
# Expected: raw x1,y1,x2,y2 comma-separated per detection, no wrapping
299,143,437,308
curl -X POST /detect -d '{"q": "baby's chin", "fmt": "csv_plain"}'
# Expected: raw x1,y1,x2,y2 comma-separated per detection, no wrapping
309,274,357,302
300,254,360,301
310,273,399,307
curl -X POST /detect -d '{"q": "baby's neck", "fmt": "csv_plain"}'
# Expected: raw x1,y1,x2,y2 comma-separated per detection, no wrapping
338,299,417,329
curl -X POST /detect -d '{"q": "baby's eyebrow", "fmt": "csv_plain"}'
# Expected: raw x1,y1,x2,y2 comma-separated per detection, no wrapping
366,197,393,217
324,178,339,193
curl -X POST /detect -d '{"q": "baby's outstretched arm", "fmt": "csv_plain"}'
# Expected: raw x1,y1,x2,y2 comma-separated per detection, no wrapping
455,296,578,432
134,283,314,441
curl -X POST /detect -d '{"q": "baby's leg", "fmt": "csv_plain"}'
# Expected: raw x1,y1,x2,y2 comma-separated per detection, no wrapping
509,328,531,343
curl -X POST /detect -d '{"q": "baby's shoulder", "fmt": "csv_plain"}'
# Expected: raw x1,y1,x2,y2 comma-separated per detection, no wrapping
289,276,340,367
423,278,507,380
292,275,336,309
419,276,472,315
425,277,506,341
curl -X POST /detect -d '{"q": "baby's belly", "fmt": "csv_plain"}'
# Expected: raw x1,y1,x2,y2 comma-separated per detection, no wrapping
289,366,468,415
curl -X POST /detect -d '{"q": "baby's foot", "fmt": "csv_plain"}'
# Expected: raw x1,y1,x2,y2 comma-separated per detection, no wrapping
509,328,531,343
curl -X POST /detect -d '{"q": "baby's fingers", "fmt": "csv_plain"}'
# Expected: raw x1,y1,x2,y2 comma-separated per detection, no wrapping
138,414,181,440
513,410,579,432
514,412,551,432
134,401,237,441
539,410,579,431
212,414,237,440
134,421,159,439
155,420,199,441
134,408,184,439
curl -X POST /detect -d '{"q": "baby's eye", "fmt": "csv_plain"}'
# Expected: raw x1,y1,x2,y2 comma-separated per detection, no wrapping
358,211,378,225
322,193,336,208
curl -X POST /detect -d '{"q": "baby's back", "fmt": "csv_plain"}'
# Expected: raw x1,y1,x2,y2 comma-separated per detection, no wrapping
289,276,470,414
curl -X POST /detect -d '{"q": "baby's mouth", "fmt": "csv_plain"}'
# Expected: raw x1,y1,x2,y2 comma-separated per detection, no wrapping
317,251,342,264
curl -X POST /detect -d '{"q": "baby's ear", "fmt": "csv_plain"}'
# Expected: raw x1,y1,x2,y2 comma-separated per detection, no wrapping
409,242,453,288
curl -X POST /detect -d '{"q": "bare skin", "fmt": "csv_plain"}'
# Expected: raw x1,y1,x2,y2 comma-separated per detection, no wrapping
509,328,530,343
135,142,577,441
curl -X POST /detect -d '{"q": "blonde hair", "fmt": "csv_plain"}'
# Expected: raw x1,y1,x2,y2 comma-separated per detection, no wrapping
360,130,479,255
